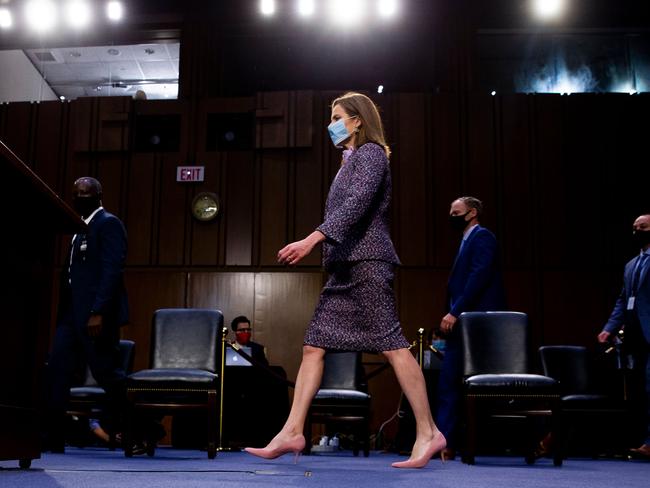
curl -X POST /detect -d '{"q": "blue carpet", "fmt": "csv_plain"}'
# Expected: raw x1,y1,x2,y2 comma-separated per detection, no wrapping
0,448,647,488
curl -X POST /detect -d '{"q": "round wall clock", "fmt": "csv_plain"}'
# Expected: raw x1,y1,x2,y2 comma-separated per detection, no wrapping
191,192,220,222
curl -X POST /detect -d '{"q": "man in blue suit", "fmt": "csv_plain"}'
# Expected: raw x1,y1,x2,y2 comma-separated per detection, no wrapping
45,177,128,452
435,196,506,459
598,213,650,459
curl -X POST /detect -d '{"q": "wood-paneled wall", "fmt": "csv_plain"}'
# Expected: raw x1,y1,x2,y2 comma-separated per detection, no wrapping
2,91,649,433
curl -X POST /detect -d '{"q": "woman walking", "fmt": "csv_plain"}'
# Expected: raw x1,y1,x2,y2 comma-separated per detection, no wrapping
245,92,445,468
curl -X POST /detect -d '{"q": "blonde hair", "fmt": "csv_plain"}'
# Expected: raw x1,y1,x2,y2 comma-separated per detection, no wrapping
331,92,391,158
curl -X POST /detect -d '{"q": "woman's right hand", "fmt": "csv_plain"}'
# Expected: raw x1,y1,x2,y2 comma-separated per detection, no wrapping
277,231,325,266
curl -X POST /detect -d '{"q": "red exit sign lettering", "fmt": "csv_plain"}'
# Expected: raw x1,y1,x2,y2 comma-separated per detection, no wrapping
177,166,205,182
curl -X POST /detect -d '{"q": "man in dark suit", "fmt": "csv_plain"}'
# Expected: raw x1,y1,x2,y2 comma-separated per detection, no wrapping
435,196,506,459
231,315,268,366
45,177,128,452
598,213,650,459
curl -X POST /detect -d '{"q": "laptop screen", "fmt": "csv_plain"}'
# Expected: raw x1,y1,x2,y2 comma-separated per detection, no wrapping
225,346,252,366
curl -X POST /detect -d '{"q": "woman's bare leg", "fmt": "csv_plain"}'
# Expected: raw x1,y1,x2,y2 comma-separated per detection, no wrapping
383,348,446,468
245,345,325,458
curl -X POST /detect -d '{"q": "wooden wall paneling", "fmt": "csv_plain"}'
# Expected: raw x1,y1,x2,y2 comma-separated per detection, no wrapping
63,99,95,239
54,103,74,269
502,269,540,349
503,270,537,317
541,271,610,347
200,97,256,266
258,150,289,266
536,95,568,269
187,271,255,339
294,146,323,266
178,6,221,100
318,91,341,197
122,270,187,371
254,272,322,382
97,97,130,152
563,95,604,266
499,95,534,268
599,95,648,268
528,95,578,347
217,152,228,266
422,94,436,267
136,100,190,266
125,153,156,265
224,151,255,266
189,152,222,266
66,153,95,194
396,268,448,340
394,93,429,266
431,94,464,268
32,101,66,193
291,90,323,266
384,94,400,265
203,97,256,114
632,95,650,212
465,94,498,230
97,153,127,220
157,152,189,265
627,95,650,217
3,102,34,165
593,95,650,329
69,98,95,153
286,149,297,249
293,91,314,148
256,91,289,149
599,95,633,263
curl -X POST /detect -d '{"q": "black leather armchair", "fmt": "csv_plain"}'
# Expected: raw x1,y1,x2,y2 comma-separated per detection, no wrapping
305,352,371,457
460,312,561,465
67,339,135,449
539,345,629,457
123,309,223,459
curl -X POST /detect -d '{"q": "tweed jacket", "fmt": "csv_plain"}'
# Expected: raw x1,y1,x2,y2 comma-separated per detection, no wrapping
317,142,400,269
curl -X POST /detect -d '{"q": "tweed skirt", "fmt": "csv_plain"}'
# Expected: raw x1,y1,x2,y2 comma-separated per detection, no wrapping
303,260,410,353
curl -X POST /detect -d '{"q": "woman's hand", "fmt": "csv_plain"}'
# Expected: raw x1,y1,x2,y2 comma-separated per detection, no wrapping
278,231,325,266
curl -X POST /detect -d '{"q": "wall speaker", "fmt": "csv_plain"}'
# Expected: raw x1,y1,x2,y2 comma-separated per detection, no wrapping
206,112,254,151
134,114,181,152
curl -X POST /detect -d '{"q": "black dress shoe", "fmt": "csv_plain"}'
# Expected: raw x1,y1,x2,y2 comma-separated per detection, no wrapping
130,441,148,456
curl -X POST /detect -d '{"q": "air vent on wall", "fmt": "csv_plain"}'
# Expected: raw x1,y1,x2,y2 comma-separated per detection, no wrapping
32,51,58,62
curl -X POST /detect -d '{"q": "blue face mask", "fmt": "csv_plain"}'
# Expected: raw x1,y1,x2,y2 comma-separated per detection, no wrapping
327,117,356,147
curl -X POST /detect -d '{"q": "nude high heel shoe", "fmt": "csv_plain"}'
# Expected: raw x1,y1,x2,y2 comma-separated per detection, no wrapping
391,432,447,469
244,435,306,463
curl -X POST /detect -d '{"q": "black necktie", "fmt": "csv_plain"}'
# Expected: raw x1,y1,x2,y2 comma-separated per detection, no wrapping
632,253,649,295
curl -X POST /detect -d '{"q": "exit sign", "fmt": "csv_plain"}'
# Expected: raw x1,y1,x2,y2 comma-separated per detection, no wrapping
177,166,205,182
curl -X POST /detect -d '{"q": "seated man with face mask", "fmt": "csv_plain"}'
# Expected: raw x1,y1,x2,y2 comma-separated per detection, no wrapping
231,316,269,367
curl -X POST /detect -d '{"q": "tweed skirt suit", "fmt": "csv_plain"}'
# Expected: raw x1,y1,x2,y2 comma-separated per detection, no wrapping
303,142,410,353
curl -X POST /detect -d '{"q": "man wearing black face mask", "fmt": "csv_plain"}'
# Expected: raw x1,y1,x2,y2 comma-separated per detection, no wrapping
231,316,268,366
435,196,506,459
44,177,129,452
598,213,650,459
